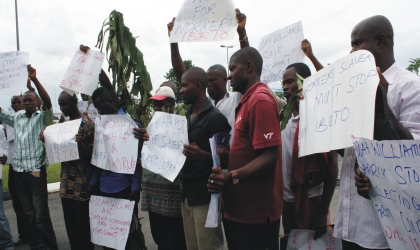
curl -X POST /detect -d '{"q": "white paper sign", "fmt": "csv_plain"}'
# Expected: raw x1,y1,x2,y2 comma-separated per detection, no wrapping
91,115,139,174
60,49,104,96
89,195,134,250
170,0,237,43
87,103,99,119
353,137,420,250
78,101,89,113
0,51,29,95
298,50,379,157
4,108,15,142
258,22,305,84
141,112,188,182
44,119,81,164
286,228,342,250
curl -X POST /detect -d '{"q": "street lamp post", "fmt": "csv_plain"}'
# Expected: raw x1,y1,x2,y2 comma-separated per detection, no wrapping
220,45,234,91
15,0,20,51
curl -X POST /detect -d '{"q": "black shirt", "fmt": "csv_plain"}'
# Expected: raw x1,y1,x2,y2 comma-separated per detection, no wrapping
181,98,231,206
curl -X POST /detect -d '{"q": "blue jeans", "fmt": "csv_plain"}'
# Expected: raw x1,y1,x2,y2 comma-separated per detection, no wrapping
0,180,14,250
14,167,58,250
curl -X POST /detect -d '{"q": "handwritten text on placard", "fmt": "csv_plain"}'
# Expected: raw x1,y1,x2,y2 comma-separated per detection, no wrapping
299,50,379,157
91,115,138,174
286,228,342,250
44,119,81,164
170,0,237,43
89,195,134,250
354,137,420,250
258,21,305,84
0,51,29,94
60,49,104,96
141,112,188,182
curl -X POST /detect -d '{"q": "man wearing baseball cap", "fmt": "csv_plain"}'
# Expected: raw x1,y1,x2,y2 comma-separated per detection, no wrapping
135,86,187,250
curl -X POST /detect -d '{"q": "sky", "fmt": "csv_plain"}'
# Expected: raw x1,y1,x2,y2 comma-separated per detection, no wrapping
1,0,419,112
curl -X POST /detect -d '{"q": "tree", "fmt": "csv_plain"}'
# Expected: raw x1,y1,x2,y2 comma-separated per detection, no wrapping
164,60,194,104
95,10,153,124
407,58,420,76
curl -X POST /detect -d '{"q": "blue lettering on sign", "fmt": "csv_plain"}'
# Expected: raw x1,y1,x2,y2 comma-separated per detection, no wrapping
395,166,420,185
400,211,420,234
375,203,394,221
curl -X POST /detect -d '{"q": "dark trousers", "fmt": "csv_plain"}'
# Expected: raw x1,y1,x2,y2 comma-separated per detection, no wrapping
148,211,187,250
223,217,280,250
8,165,28,240
14,166,58,250
61,198,93,250
99,187,138,250
342,240,391,250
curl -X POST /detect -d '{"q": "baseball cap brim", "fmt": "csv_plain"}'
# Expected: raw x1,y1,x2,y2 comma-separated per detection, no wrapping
148,95,168,101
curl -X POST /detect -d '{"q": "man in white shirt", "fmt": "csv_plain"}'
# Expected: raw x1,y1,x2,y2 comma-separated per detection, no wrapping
334,15,420,250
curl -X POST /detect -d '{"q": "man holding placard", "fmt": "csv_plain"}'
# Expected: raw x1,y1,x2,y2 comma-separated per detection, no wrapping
40,91,95,249
332,16,420,250
88,87,142,248
208,47,282,250
280,63,338,240
0,65,58,250
134,86,187,250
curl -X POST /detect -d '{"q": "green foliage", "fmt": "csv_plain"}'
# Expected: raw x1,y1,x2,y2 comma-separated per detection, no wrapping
95,10,153,121
164,60,194,104
407,58,420,76
280,73,304,131
275,92,284,100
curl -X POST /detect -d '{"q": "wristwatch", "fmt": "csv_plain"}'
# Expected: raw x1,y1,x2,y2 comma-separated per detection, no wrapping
239,36,248,42
230,170,239,184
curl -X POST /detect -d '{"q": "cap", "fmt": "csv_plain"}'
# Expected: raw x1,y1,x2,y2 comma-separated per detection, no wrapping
148,86,176,101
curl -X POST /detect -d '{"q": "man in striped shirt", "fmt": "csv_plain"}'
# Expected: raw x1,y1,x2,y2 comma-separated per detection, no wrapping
0,65,58,250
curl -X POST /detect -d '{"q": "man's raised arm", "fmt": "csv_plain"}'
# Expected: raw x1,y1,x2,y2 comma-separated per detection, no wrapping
236,8,249,49
168,18,186,84
302,39,324,72
27,65,52,110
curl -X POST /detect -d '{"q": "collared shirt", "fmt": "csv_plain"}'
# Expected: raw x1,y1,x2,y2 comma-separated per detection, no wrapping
334,63,420,248
181,98,231,206
60,116,95,201
0,108,53,172
224,82,283,224
209,92,243,143
281,114,322,202
89,109,142,193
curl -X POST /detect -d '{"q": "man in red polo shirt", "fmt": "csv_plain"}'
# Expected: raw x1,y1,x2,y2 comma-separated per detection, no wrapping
208,47,283,250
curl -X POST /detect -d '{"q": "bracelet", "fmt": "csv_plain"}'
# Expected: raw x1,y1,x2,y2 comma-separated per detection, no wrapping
239,36,248,42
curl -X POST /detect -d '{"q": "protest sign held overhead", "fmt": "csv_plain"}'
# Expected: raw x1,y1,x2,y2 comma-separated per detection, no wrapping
44,119,81,164
60,49,105,96
91,115,139,174
169,0,237,43
141,112,188,182
299,50,379,157
258,22,305,84
353,137,420,250
0,51,29,95
89,195,134,250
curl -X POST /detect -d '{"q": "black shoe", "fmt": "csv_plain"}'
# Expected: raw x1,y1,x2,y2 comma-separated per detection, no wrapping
14,237,28,247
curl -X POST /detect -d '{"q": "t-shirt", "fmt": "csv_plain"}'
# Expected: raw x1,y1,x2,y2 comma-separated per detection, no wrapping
181,98,231,206
224,82,283,224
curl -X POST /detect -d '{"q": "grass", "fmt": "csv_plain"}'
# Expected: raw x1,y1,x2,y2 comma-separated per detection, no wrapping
1,163,61,190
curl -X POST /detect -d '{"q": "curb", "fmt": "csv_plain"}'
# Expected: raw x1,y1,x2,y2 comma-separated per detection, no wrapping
3,182,60,201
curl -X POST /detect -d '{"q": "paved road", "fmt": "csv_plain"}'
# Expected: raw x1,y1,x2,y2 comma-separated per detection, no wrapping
5,156,342,249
